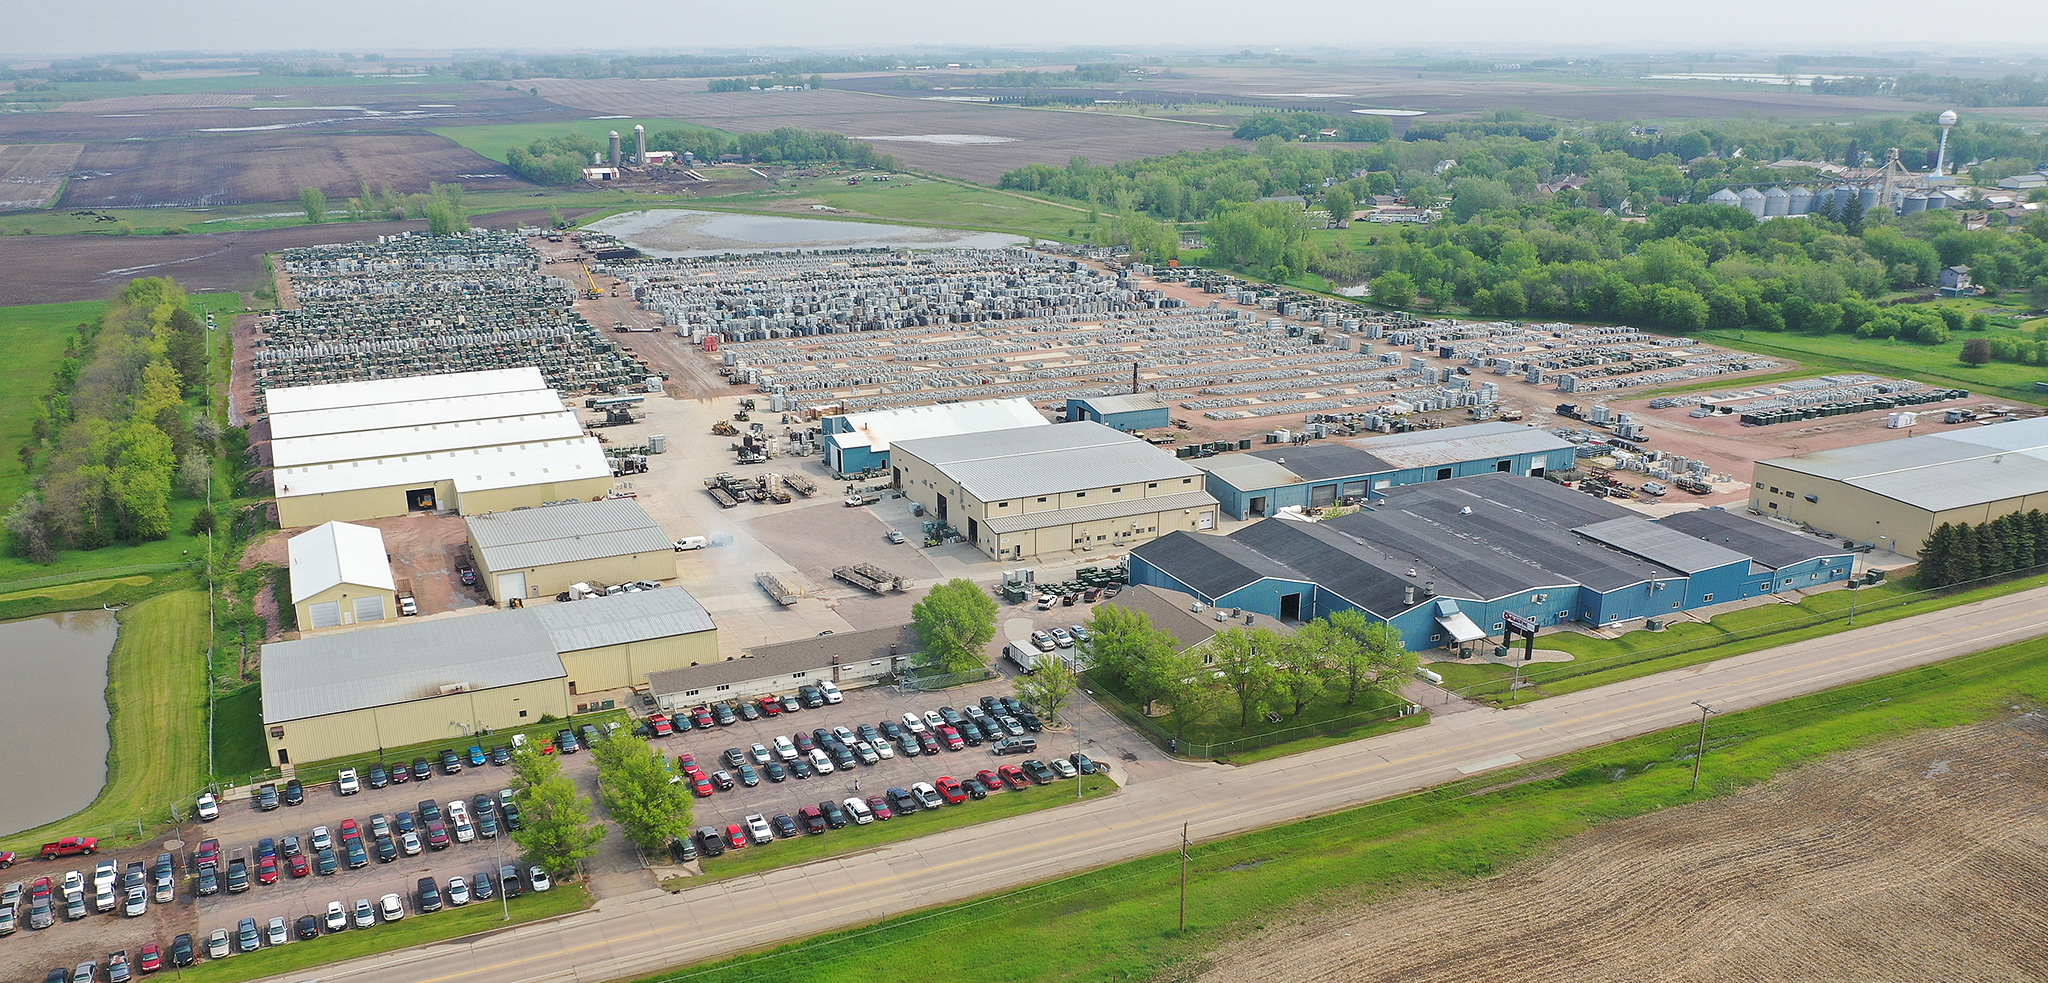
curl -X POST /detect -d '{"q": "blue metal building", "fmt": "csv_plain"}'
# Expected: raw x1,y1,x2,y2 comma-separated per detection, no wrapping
820,397,1048,476
1066,392,1171,432
1196,421,1579,519
1129,474,1855,653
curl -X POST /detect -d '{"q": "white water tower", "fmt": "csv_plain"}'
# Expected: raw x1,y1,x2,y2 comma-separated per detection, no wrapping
1933,110,1957,177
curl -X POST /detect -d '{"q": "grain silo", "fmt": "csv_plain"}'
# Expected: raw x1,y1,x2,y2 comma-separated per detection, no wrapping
1762,186,1790,217
1787,186,1814,214
1708,188,1743,209
609,131,622,168
1737,187,1768,218
1902,192,1929,214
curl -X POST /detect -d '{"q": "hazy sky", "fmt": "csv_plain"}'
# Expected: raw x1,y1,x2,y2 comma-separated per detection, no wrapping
15,0,2047,59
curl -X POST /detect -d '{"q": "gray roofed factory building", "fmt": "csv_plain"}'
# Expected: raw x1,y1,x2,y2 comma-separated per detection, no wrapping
646,624,920,709
1750,416,2048,552
1130,473,1853,653
1197,421,1579,519
465,498,678,603
261,587,717,766
889,421,1219,559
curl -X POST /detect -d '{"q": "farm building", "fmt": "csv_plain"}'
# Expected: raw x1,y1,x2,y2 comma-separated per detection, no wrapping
1750,417,2048,553
1196,421,1578,519
261,587,717,764
1129,474,1852,653
1065,392,1170,432
286,520,397,630
646,624,919,709
266,368,613,528
822,397,1047,476
890,421,1219,560
465,498,676,603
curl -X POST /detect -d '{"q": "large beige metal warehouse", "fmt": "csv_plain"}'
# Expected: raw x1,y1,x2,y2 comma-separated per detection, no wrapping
266,367,614,527
466,498,677,603
890,421,1218,560
646,624,918,710
286,520,398,630
1751,417,2048,553
261,588,717,764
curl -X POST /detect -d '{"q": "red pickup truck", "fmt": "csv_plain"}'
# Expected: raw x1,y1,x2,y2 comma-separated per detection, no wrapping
39,837,97,860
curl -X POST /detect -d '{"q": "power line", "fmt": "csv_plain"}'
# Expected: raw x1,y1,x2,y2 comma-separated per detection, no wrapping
1691,700,1719,792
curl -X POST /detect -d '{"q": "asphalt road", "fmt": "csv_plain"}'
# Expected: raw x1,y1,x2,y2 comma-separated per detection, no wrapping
246,586,2048,983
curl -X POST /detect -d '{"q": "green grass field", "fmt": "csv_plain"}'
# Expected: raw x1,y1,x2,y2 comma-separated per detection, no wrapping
431,119,729,164
176,884,591,983
1,590,209,853
212,683,270,783
697,775,1118,883
641,633,2048,983
1697,319,2048,403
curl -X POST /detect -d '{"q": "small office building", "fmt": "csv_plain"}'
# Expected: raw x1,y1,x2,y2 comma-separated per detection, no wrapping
1197,421,1579,519
646,624,919,709
822,397,1047,476
260,588,717,764
1066,392,1170,432
1130,474,1853,653
466,498,677,603
287,521,397,630
890,421,1219,560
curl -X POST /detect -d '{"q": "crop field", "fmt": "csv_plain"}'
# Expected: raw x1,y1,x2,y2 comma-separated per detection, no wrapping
0,142,83,211
62,133,508,209
1200,715,2048,983
525,81,1236,183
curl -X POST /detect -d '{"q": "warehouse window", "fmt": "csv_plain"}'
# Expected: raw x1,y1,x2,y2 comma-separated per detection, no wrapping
685,689,699,696
1098,535,1108,541
1148,482,1158,488
1182,478,1193,484
1438,468,1453,480
518,710,528,718
1038,497,1048,503
1769,501,1778,509
715,684,730,692
1805,494,1818,503
1112,487,1122,493
998,501,1009,508
1785,490,1794,498
1075,491,1086,498
792,671,806,678
1703,593,1714,602
1769,486,1779,493
1430,633,1442,642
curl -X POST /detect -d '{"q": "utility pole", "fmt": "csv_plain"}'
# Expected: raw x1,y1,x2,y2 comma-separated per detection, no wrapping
1178,822,1189,934
1691,701,1718,792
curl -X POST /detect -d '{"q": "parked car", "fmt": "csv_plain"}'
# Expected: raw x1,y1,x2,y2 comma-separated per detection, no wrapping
205,930,230,960
265,917,288,946
935,776,968,804
224,858,249,894
798,807,827,834
770,814,799,838
817,799,849,829
417,877,442,913
843,797,875,825
499,866,524,899
446,876,470,907
379,893,405,923
693,827,725,858
410,757,432,781
998,764,1031,789
472,871,495,901
910,782,946,810
366,764,389,789
1050,757,1078,779
528,866,551,892
467,746,487,768
284,778,305,805
1071,752,1099,775
295,914,321,940
235,918,260,953
439,749,464,774
744,814,774,845
325,900,349,933
337,769,360,795
818,680,844,704
352,898,376,929
256,784,279,811
171,934,196,967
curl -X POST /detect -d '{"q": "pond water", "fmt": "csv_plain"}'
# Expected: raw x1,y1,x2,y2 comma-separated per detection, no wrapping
588,209,1026,258
0,609,116,835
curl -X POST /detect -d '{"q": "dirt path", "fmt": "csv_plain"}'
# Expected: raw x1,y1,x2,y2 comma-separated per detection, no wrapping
1198,714,2048,983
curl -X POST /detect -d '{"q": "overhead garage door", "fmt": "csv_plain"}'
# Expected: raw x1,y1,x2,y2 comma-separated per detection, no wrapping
1311,484,1338,507
307,601,342,629
497,572,527,603
353,596,386,622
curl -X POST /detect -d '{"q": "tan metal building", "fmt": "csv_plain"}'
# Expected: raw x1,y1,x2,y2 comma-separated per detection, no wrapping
466,498,677,603
265,368,614,528
1751,418,2048,554
889,421,1218,560
646,624,918,710
286,521,397,630
261,587,717,764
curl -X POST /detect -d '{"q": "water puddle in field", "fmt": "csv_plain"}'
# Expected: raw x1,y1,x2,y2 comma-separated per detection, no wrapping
588,209,1026,258
0,609,117,835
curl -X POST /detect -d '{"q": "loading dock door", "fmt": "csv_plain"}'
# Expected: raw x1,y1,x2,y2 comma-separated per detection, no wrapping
1310,484,1337,507
307,601,342,629
353,596,387,622
406,487,437,511
497,572,527,604
1280,593,1302,621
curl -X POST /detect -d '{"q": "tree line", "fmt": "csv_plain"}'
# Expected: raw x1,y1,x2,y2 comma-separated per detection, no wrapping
1233,112,1392,143
507,127,899,186
1917,511,2048,588
6,278,214,562
706,75,825,92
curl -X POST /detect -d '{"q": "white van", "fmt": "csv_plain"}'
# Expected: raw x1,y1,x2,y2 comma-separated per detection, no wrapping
673,537,708,551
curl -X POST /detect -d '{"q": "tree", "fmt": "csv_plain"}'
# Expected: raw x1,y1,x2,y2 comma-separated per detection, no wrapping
1919,523,1955,586
1323,609,1418,703
1207,626,1280,730
298,187,327,224
508,744,606,878
1272,633,1326,717
547,205,566,230
1086,604,1179,699
589,733,693,853
1370,271,1416,308
911,578,998,673
1153,650,1224,745
1961,338,1992,366
1323,186,1356,227
1016,657,1078,726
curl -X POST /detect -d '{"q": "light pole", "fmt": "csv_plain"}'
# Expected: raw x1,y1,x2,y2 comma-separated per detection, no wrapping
494,834,509,921
1847,581,1859,626
1690,701,1718,792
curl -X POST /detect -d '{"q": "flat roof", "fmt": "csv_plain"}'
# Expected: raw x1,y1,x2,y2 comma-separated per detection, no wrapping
1070,392,1169,416
646,624,918,695
271,412,586,469
275,437,609,499
980,489,1217,534
286,521,394,603
1572,516,1752,574
895,421,1204,502
1345,421,1575,470
829,397,1047,454
1247,443,1392,482
262,613,565,723
527,587,715,653
467,498,672,571
1196,454,1307,491
263,367,548,416
1656,509,1849,571
269,389,571,441
1757,417,2048,512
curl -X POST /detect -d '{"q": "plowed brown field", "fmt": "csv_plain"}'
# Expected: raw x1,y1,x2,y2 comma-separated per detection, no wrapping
0,143,82,211
1200,716,2048,983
